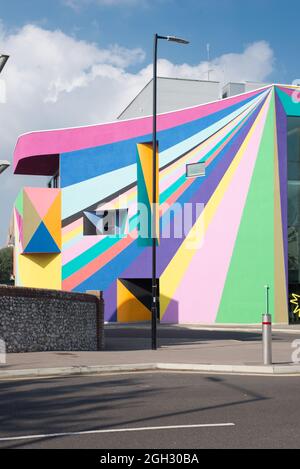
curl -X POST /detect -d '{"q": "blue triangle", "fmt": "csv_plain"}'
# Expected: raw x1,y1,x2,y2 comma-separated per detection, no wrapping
24,222,60,254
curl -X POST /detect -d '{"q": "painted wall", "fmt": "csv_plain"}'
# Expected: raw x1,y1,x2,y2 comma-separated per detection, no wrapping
14,85,300,324
14,187,61,290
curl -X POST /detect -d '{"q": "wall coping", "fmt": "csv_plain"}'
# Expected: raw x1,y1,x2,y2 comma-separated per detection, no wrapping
0,285,102,304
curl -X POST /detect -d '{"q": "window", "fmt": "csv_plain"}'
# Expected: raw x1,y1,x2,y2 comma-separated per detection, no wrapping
186,162,206,178
83,209,128,236
48,173,60,189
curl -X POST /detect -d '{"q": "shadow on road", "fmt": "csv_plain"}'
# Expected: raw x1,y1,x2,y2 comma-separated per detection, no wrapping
104,324,286,351
0,373,269,449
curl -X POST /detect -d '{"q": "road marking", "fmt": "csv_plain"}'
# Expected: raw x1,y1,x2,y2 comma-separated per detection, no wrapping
0,423,235,442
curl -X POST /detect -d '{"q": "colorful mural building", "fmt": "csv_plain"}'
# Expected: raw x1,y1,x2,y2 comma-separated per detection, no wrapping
13,84,300,324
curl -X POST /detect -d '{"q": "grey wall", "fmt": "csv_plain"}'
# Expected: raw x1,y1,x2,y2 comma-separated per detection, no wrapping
222,82,269,98
0,286,104,353
118,77,220,120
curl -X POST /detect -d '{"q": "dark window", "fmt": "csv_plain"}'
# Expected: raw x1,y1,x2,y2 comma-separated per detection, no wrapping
48,173,60,189
288,117,300,323
83,209,128,236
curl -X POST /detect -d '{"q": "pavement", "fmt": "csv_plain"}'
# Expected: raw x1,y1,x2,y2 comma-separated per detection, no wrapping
0,372,299,448
1,323,300,379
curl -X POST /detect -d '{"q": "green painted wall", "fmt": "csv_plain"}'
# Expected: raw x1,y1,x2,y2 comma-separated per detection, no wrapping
216,93,276,323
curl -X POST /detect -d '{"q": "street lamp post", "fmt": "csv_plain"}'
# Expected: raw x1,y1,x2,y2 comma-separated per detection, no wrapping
0,56,10,176
152,34,189,350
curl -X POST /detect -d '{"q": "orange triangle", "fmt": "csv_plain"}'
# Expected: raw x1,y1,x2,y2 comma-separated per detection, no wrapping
43,193,61,249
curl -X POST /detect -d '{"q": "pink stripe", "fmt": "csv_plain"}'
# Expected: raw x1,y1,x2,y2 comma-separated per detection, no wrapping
62,190,137,264
163,95,271,324
14,89,265,172
63,230,137,291
62,218,82,235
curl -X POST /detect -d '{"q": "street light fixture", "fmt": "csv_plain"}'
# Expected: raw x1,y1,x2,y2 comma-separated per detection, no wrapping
0,55,9,75
0,160,10,175
151,33,190,351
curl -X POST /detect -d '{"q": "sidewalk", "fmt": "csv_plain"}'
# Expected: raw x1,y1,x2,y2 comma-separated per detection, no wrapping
1,324,300,379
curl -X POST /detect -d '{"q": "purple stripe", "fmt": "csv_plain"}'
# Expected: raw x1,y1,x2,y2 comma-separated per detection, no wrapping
275,91,288,295
104,281,117,322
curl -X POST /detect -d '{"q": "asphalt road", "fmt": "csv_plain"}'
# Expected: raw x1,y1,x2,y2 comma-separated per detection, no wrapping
0,372,299,449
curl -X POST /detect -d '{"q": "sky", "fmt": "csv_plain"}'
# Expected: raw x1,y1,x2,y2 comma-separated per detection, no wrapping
0,0,299,246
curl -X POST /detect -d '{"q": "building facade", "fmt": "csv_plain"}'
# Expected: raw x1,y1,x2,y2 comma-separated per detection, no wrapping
13,84,300,324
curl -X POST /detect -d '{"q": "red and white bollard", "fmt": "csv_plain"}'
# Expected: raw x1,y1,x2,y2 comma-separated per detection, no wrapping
262,285,272,365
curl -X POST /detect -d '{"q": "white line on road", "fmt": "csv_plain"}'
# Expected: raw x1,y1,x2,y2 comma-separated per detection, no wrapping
0,423,235,442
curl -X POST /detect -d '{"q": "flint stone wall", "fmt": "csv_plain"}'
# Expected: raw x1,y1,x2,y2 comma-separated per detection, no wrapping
0,286,104,353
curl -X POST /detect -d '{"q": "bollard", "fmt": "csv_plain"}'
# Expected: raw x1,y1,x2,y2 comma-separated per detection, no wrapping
262,285,272,365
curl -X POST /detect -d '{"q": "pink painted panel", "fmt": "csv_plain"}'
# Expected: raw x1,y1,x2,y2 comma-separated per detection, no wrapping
14,89,266,174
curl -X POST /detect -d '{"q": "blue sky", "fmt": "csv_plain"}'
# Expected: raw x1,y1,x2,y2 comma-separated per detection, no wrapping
1,0,298,82
0,0,299,246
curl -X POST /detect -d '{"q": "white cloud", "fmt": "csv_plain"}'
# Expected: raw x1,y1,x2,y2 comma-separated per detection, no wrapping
0,23,274,246
150,41,274,84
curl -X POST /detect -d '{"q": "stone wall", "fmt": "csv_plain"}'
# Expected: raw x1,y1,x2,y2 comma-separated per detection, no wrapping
0,286,104,353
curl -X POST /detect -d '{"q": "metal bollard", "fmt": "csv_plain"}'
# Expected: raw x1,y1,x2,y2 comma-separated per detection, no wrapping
262,285,272,365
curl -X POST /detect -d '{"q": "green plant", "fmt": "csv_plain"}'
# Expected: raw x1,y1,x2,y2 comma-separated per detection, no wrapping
0,246,13,284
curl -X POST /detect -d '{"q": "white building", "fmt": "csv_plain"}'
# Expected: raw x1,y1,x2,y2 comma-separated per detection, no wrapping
117,77,271,120
118,77,220,120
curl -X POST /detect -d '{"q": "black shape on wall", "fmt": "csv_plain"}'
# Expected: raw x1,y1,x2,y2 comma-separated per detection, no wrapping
119,278,160,317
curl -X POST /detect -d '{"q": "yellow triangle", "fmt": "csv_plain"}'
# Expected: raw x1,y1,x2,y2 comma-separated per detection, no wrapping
137,143,159,205
43,193,61,249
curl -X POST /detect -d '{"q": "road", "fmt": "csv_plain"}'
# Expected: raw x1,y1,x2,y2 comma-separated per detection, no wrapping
0,372,299,449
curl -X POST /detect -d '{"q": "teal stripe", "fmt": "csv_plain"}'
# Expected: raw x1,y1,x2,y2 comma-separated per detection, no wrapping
63,101,258,280
62,213,139,279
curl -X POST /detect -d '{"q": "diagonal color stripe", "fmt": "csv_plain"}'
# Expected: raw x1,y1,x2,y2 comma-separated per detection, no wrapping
62,96,264,282
163,92,272,323
61,92,268,220
160,90,272,319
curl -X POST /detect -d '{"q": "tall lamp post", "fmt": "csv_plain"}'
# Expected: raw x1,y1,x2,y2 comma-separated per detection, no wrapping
0,55,10,176
152,34,189,350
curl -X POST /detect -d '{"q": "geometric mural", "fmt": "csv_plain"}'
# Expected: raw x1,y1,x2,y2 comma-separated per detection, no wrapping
13,84,300,324
22,188,61,254
13,188,61,290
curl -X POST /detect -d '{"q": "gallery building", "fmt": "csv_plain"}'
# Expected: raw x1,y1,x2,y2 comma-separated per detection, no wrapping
13,84,300,324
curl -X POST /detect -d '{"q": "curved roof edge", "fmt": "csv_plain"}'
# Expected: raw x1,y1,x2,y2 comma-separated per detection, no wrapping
13,84,273,175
